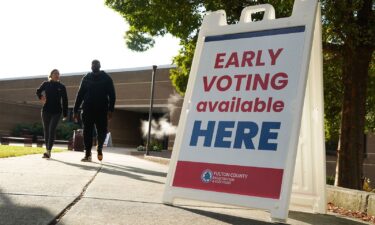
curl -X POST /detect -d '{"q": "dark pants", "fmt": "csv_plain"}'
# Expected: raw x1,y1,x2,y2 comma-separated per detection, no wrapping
41,111,61,151
82,110,108,156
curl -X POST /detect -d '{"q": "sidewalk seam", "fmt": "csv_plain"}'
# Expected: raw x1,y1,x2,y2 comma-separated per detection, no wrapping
47,164,103,225
0,192,76,198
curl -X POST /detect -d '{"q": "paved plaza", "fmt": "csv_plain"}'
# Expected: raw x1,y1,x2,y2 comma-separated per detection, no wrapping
0,148,369,225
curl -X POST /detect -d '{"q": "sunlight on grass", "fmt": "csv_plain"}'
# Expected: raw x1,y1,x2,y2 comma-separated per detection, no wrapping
0,145,65,158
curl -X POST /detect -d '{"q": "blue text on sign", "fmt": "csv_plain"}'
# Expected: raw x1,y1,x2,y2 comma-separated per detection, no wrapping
189,120,280,151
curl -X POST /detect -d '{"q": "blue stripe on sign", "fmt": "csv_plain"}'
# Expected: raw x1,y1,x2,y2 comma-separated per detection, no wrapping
205,26,305,42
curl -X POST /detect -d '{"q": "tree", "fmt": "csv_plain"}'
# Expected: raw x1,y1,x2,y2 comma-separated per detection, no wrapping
323,50,343,152
366,60,375,133
106,0,375,190
321,0,375,189
104,0,293,95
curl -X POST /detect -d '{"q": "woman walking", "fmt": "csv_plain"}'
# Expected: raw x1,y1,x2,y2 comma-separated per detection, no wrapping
36,69,68,158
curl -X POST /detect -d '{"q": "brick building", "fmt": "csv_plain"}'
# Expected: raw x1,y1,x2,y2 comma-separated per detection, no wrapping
0,65,183,149
0,65,374,183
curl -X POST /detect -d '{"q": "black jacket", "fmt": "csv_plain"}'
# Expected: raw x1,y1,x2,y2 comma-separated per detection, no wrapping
73,71,116,113
36,81,68,117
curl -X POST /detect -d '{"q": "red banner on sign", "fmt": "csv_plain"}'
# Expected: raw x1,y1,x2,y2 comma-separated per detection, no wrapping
172,161,283,199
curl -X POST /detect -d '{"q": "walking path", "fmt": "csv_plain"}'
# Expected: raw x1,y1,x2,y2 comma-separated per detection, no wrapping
0,148,370,225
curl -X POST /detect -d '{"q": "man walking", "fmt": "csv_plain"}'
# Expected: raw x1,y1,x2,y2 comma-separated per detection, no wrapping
74,60,116,162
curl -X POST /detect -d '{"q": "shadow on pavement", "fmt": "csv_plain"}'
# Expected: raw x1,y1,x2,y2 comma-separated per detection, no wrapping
174,206,367,225
103,147,173,159
174,206,274,225
289,210,367,225
49,158,99,171
0,188,63,225
104,162,167,177
50,159,164,185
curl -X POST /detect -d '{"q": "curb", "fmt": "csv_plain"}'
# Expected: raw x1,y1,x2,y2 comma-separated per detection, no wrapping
327,185,375,216
143,155,170,165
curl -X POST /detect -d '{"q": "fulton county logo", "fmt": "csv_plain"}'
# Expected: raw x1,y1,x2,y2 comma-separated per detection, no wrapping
201,169,213,183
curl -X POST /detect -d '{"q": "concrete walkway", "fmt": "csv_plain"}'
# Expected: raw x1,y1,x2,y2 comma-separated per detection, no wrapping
0,148,370,225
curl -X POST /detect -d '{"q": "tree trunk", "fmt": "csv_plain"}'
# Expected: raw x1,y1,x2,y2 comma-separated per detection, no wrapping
336,45,373,190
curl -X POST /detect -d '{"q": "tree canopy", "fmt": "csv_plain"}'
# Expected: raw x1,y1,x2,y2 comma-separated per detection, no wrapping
105,0,295,94
106,0,375,189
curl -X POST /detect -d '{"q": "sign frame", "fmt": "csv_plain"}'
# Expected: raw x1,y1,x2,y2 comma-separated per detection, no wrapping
163,1,322,221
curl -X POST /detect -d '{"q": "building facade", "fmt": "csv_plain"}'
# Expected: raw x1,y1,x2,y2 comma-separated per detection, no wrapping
1,65,374,183
0,65,183,149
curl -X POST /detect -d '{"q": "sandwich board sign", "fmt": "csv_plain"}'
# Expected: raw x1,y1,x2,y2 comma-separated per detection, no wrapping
163,0,325,221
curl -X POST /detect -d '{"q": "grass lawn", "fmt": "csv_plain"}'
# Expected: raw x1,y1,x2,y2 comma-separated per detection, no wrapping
0,145,65,158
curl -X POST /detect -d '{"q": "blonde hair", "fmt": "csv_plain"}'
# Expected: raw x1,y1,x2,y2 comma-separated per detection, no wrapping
49,69,60,81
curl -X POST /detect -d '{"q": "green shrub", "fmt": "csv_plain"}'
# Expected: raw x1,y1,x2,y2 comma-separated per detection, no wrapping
11,122,43,138
150,140,162,151
326,175,335,185
11,121,79,140
56,121,80,140
140,140,163,151
11,123,28,136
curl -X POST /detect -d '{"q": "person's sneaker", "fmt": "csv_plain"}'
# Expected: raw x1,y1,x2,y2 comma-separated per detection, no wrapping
42,152,50,159
97,148,103,161
81,155,92,162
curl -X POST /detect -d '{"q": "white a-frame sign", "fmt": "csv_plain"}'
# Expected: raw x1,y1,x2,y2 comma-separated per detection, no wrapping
163,0,326,222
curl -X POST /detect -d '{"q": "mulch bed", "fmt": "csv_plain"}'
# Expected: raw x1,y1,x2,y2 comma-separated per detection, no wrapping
328,202,375,224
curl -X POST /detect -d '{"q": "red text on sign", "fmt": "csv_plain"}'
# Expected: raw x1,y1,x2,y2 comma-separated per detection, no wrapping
214,48,284,69
203,72,288,92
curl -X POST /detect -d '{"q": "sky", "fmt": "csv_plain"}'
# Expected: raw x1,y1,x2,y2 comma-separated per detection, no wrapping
0,0,181,79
